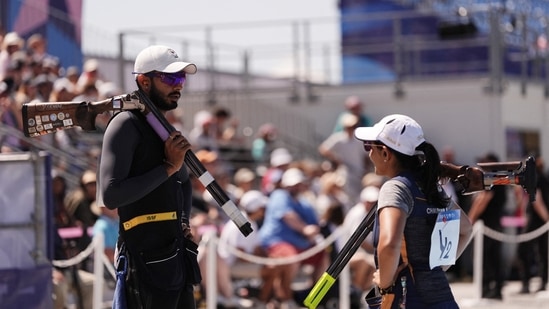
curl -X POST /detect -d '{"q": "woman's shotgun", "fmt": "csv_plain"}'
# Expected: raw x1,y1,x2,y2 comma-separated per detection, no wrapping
304,156,536,309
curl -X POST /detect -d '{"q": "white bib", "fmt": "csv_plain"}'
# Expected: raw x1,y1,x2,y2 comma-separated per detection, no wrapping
429,209,460,269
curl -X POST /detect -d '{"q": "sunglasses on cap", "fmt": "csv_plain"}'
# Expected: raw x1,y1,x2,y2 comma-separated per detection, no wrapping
363,142,384,152
146,72,186,87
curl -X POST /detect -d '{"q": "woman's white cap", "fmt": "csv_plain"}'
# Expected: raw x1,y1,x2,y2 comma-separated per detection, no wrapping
354,114,425,156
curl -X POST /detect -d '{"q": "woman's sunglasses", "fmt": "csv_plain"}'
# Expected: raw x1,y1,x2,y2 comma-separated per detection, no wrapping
363,142,384,152
146,72,186,87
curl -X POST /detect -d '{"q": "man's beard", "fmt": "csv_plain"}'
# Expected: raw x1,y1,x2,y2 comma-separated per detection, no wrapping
149,84,177,111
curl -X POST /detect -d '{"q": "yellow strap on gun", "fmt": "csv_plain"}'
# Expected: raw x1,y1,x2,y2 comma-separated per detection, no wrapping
304,272,336,309
304,205,376,308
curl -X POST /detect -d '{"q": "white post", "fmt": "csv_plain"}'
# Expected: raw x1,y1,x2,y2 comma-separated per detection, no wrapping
339,264,351,309
205,230,217,309
93,233,105,309
473,221,484,301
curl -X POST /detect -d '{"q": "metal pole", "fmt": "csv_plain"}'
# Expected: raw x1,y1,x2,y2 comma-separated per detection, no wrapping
206,230,217,309
206,26,216,105
520,13,528,96
303,21,316,103
488,9,504,94
118,32,125,92
544,21,549,98
323,44,331,85
290,21,300,103
339,265,351,309
393,17,404,98
473,221,484,301
93,233,105,309
242,49,250,92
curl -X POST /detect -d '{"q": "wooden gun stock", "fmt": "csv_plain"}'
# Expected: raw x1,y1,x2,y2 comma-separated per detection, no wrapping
21,94,144,137
440,156,536,201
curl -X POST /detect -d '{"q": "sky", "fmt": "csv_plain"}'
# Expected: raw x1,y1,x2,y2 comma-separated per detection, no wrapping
82,0,341,81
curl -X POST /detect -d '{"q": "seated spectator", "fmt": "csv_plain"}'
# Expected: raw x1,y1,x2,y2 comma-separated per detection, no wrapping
342,186,379,296
214,190,268,307
259,167,327,308
261,147,293,195
92,204,119,264
64,170,100,269
228,167,257,203
315,171,351,218
189,110,218,152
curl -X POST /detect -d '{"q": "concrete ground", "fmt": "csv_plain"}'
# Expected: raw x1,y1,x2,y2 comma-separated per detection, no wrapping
452,279,549,309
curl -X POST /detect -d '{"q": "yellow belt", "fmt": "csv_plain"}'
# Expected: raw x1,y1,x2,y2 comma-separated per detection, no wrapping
122,211,177,231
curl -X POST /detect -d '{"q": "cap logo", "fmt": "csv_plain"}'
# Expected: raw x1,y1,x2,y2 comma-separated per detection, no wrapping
167,48,179,59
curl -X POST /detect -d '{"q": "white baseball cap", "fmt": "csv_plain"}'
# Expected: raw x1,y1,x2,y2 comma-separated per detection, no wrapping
270,148,293,167
360,186,379,203
133,45,197,75
354,114,425,156
281,168,306,187
240,190,268,213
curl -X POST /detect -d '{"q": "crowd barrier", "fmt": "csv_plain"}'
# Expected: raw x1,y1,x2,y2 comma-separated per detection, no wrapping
51,220,549,309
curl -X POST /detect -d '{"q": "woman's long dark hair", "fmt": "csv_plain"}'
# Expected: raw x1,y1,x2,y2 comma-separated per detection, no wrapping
392,141,449,208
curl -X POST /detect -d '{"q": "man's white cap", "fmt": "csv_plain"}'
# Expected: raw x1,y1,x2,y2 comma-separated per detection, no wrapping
281,168,306,187
354,114,425,156
240,190,268,213
133,45,197,75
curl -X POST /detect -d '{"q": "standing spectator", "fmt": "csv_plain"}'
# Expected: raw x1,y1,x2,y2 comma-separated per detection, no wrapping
319,114,368,204
468,152,507,299
332,95,373,133
518,155,549,293
354,114,473,308
252,123,278,168
259,167,326,308
99,45,200,308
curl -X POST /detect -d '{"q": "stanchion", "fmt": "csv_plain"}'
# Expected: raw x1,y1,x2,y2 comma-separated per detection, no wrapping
93,233,105,309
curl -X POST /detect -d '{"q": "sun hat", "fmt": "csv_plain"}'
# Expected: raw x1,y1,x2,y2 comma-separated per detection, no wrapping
133,45,197,75
240,190,268,213
354,114,425,156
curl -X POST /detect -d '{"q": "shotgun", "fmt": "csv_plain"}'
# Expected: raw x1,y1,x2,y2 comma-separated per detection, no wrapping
21,94,143,137
21,92,254,237
303,156,536,309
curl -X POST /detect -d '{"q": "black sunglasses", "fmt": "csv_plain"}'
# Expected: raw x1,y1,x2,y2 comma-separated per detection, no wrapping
363,142,384,152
